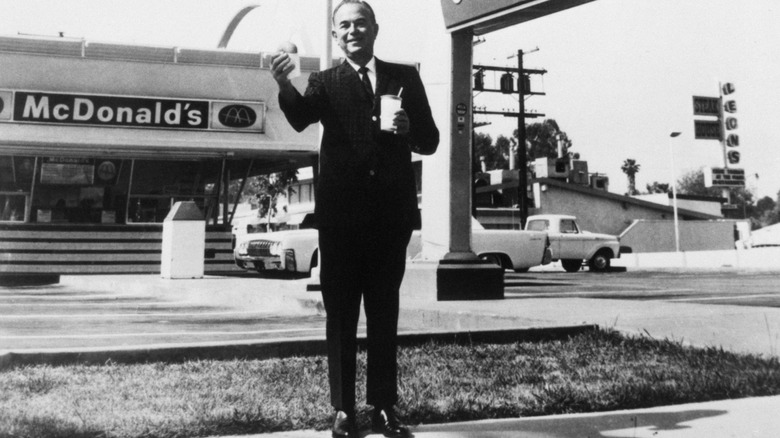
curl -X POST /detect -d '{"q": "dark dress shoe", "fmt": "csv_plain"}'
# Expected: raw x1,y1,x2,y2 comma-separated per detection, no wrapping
332,410,358,438
371,407,411,438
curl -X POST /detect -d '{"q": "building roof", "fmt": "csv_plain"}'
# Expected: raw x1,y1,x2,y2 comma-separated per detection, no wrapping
535,178,722,220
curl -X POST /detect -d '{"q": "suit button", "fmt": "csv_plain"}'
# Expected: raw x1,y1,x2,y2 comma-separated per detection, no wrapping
369,170,376,176
372,116,377,121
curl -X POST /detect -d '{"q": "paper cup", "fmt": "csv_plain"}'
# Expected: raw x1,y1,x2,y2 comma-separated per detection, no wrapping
287,53,301,79
277,41,300,79
380,95,402,131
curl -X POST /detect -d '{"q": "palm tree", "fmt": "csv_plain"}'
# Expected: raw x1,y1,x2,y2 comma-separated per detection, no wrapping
621,159,641,195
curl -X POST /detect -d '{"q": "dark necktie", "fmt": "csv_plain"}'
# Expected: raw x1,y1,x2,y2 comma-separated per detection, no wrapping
358,66,374,98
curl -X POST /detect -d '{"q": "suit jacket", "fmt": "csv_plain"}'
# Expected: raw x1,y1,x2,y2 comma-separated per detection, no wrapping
279,58,439,229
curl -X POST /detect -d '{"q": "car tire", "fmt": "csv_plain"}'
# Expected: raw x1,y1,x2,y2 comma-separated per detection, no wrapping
588,252,611,272
561,259,582,273
480,254,504,269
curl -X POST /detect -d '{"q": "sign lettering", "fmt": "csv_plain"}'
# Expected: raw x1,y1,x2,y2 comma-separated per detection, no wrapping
16,92,208,129
692,96,720,116
692,83,746,175
7,91,265,133
694,120,721,140
704,167,745,188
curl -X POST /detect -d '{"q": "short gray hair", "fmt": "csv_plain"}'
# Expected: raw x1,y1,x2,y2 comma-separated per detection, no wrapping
332,0,376,25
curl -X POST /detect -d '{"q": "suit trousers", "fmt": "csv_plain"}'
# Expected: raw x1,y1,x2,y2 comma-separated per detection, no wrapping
318,224,413,412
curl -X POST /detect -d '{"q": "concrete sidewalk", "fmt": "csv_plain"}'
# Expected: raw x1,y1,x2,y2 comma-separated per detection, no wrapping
239,395,780,437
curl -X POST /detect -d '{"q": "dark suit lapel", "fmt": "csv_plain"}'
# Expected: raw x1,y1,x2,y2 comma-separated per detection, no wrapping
337,60,375,104
375,59,403,98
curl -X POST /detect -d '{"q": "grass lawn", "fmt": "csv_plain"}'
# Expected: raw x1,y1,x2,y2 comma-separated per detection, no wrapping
1,329,779,438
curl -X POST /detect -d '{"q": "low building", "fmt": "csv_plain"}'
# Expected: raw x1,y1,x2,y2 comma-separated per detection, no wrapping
633,193,725,218
0,35,321,276
474,175,743,253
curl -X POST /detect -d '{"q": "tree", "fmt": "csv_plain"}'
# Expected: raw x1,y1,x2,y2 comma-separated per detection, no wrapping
645,181,670,194
228,173,265,205
676,168,725,198
473,118,575,176
515,118,575,163
755,196,776,213
255,169,299,231
473,132,510,172
676,168,759,224
494,135,514,168
755,190,780,227
621,159,641,195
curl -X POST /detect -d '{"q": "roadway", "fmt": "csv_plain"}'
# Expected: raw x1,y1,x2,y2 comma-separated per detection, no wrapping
505,269,780,307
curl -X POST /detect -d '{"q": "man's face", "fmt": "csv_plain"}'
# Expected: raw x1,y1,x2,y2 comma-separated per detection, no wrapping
332,3,378,64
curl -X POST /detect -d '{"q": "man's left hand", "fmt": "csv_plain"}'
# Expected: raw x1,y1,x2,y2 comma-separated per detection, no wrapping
392,110,410,135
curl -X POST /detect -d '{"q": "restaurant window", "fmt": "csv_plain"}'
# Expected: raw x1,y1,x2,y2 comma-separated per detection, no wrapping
288,180,314,206
0,156,35,222
126,159,221,224
29,157,127,224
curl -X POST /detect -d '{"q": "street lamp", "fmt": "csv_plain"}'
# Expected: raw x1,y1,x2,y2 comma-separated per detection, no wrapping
669,131,682,252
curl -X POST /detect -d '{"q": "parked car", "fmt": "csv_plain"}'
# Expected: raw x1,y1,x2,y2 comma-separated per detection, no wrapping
234,227,318,274
407,217,552,272
525,214,621,273
234,214,552,276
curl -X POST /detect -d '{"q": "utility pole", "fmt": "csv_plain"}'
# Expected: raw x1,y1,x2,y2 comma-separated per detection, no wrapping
472,48,544,228
516,49,528,228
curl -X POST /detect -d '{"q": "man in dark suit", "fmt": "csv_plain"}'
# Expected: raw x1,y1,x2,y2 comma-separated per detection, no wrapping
271,1,438,436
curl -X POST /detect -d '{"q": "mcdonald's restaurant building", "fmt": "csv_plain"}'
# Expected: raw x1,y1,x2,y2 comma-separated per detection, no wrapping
0,35,321,277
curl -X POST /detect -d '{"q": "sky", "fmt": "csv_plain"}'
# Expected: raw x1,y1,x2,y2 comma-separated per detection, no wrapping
2,0,779,199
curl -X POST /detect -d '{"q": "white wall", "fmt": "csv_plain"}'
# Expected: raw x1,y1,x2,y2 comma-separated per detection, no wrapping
367,1,455,260
615,247,780,271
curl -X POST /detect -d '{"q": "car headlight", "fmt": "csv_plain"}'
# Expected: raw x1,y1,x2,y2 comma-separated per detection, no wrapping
238,241,248,252
270,241,283,256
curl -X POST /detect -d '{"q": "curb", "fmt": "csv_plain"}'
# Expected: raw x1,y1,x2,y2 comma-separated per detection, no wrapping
0,325,597,370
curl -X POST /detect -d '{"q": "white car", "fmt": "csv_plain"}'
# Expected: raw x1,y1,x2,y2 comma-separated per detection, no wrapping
234,214,552,276
234,228,319,274
525,214,621,272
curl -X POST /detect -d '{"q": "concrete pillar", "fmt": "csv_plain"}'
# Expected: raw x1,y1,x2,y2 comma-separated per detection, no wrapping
407,30,503,301
161,201,205,279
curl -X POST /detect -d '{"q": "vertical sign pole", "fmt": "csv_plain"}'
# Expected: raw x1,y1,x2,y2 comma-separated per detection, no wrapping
718,81,731,203
718,82,728,169
669,133,681,252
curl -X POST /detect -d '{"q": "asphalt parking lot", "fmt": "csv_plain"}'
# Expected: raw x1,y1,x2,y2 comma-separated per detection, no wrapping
0,275,331,351
505,269,780,307
2,268,780,356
